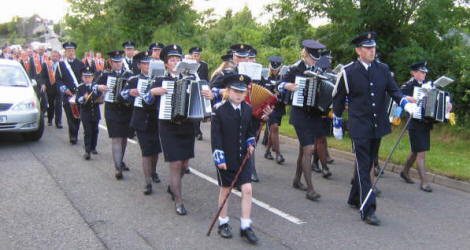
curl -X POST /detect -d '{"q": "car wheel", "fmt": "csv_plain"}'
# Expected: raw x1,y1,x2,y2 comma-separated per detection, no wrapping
23,113,44,141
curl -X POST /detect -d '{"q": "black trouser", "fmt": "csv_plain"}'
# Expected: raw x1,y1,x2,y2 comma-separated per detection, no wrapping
47,88,62,125
193,120,202,136
63,97,80,141
349,137,381,218
82,120,99,153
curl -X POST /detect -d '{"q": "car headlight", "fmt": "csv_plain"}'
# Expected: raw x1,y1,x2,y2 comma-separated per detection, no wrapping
11,100,38,112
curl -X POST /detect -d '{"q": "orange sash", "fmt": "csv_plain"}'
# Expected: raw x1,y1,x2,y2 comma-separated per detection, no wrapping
47,60,56,84
95,59,104,71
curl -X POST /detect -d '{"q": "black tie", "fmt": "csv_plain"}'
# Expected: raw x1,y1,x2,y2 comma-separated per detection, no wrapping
235,108,241,118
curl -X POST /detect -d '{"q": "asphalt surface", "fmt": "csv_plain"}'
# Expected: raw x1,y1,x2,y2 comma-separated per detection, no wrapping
1,115,470,250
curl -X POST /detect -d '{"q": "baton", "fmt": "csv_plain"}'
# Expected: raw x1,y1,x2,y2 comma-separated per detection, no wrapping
206,152,252,236
359,115,412,212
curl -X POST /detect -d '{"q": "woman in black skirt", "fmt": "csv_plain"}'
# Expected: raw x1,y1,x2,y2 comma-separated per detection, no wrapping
121,50,162,195
277,40,333,201
147,44,213,215
96,50,135,179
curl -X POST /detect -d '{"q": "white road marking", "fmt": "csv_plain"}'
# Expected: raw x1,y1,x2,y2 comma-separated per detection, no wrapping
98,123,305,225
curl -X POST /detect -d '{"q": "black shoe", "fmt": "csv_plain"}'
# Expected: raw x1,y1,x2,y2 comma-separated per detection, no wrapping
56,124,63,129
70,138,77,145
400,171,414,184
347,201,359,209
306,191,321,201
115,171,123,180
175,204,187,215
144,184,152,195
152,173,161,183
83,152,90,160
326,157,334,164
420,185,433,192
47,121,52,126
91,149,98,155
196,133,203,141
264,151,274,160
292,181,307,191
322,168,332,178
240,227,258,244
234,186,241,192
364,213,381,226
251,173,259,182
185,167,190,174
276,154,285,164
311,161,321,173
167,185,175,201
121,162,130,171
218,223,233,239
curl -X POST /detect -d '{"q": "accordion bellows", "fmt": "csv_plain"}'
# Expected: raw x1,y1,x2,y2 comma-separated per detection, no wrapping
245,83,277,119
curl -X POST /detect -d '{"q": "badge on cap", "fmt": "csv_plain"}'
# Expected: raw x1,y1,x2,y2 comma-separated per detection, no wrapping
86,67,90,71
239,75,244,81
145,51,148,56
173,45,177,50
116,51,119,55
367,33,371,39
240,44,244,49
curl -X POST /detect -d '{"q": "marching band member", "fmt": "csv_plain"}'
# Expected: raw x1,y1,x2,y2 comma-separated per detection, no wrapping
96,50,136,180
262,56,286,164
76,66,102,160
122,41,139,75
211,74,258,244
189,46,209,140
277,39,330,201
209,51,235,104
121,50,162,194
56,42,86,145
400,61,452,192
147,44,213,214
332,32,418,225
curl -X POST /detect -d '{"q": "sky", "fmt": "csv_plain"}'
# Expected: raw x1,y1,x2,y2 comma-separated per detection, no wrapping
1,0,275,24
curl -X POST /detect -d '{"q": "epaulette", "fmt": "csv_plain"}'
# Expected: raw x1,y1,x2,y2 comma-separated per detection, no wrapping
213,100,226,110
290,60,302,68
342,61,354,70
124,69,133,75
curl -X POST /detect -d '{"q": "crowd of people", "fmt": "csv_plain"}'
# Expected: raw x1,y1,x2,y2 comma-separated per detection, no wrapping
0,31,448,244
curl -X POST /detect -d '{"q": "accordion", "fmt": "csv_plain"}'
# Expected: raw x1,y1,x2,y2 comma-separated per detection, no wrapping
292,73,335,113
158,79,212,123
245,83,277,119
104,76,129,106
385,93,401,125
412,87,451,122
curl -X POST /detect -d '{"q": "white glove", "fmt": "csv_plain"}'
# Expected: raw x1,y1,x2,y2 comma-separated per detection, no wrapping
404,102,419,115
333,127,343,140
332,115,343,140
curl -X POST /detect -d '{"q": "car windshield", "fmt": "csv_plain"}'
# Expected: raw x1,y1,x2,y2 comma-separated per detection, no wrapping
0,65,29,87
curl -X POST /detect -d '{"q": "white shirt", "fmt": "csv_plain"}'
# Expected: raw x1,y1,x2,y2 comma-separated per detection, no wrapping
358,59,371,70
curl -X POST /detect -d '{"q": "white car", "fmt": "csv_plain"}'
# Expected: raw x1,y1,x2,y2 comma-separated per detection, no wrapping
0,59,44,141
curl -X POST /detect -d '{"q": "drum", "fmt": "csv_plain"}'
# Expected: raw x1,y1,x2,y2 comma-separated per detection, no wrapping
69,95,80,119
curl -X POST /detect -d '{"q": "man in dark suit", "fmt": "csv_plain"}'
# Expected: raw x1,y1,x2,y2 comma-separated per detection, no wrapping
122,41,139,75
332,32,418,226
39,50,62,127
56,41,86,144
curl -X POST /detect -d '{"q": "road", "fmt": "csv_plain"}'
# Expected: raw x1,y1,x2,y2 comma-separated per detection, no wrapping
1,117,469,250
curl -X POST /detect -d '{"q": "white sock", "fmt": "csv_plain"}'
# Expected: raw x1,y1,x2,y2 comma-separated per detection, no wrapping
218,216,229,226
240,218,252,230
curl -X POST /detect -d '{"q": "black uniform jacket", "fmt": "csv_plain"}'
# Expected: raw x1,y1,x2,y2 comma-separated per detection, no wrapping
125,74,157,131
55,59,86,94
282,60,324,128
401,78,433,131
211,101,256,171
198,61,209,81
76,83,102,122
124,57,139,75
333,60,405,139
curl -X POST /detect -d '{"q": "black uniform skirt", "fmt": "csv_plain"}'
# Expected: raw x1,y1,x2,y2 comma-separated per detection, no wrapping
216,159,252,187
293,116,329,146
268,105,285,126
136,127,162,156
159,120,195,162
409,128,430,152
104,103,134,138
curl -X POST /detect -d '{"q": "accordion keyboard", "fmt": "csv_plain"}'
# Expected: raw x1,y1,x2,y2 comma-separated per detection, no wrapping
159,80,175,120
292,76,307,107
